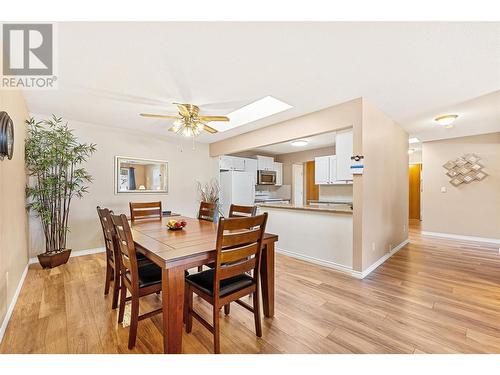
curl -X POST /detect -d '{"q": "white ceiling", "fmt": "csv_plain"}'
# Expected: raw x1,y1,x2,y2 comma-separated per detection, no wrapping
22,22,500,144
251,132,336,155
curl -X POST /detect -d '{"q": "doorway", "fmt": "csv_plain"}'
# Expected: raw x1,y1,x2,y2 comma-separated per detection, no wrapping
305,160,319,203
409,163,422,220
292,163,304,205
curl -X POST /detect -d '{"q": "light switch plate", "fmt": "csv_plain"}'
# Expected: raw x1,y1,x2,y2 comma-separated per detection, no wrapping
441,186,447,193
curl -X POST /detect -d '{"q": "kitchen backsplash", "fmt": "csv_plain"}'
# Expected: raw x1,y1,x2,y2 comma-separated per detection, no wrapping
318,184,353,202
255,184,291,200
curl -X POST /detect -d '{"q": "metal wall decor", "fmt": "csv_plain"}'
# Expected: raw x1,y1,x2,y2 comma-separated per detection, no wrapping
443,154,488,186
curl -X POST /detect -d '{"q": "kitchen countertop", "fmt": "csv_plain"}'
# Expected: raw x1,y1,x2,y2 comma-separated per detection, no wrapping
257,202,353,214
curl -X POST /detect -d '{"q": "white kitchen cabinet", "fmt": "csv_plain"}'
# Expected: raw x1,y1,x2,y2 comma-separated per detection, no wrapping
244,158,258,184
315,155,346,185
315,156,330,184
219,155,245,171
336,128,353,181
329,155,337,183
257,155,274,171
274,162,283,186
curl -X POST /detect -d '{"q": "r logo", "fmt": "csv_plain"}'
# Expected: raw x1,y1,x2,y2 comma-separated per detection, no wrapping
2,24,53,76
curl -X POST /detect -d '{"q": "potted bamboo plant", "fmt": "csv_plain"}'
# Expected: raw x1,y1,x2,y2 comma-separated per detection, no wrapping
25,115,96,268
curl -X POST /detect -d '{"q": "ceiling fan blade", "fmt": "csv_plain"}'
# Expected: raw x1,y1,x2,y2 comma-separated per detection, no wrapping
203,124,218,134
198,116,230,122
173,103,191,117
140,113,180,119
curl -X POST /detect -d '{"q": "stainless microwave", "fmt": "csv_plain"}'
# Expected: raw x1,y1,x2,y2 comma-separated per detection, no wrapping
257,170,276,185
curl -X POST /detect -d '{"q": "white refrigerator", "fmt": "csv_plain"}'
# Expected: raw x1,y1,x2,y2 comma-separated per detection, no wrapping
219,171,256,218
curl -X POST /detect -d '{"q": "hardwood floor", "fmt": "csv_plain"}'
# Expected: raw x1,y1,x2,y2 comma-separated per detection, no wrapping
2,221,500,354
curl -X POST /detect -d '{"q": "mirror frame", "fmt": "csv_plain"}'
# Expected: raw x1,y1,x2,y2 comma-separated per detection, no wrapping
114,156,169,195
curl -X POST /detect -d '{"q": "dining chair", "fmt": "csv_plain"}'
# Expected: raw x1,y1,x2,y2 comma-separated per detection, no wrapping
96,206,121,309
198,201,216,222
129,201,162,221
196,201,217,272
111,213,163,349
184,213,268,354
229,204,257,218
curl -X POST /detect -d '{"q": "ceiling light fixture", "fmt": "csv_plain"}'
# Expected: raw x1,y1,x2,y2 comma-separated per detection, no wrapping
291,139,308,147
434,114,458,128
408,137,420,144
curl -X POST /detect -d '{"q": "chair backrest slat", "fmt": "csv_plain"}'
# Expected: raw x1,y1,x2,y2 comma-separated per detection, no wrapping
213,213,268,296
229,204,257,218
219,257,256,280
220,242,259,264
129,201,162,221
111,214,139,287
221,230,261,249
198,201,216,222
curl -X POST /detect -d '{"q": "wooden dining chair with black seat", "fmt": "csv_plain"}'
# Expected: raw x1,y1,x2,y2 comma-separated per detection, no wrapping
129,201,162,221
184,213,268,354
96,206,121,309
111,213,163,349
229,204,257,218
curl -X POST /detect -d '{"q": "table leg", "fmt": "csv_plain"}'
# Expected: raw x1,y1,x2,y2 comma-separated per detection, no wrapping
162,266,185,354
260,240,275,318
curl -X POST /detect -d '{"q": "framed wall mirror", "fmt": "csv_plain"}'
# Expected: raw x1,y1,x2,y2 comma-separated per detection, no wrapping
115,156,168,194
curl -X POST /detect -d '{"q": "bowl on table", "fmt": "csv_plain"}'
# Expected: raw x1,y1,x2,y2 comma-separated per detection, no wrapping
166,219,187,231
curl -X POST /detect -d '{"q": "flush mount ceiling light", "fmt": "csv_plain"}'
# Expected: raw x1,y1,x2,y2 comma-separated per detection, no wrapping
408,137,420,144
291,139,309,147
434,114,458,128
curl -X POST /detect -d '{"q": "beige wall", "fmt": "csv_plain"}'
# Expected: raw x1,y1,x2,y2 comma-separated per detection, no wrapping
0,90,29,331
29,116,212,257
422,133,500,240
356,100,409,271
409,149,422,164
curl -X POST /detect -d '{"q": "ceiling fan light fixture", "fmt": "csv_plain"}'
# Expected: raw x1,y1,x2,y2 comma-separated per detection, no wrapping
434,114,458,127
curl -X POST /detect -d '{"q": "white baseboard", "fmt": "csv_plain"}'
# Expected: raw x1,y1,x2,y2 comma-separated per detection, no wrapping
28,247,106,264
351,239,410,279
275,247,353,274
421,231,500,245
0,263,29,344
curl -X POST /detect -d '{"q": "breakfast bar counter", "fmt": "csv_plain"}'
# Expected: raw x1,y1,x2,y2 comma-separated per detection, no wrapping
257,203,353,271
257,202,353,214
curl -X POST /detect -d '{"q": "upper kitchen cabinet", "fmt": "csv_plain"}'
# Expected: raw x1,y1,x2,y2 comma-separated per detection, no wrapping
335,128,353,181
219,155,246,171
257,155,274,171
274,162,283,186
315,155,338,184
244,158,258,183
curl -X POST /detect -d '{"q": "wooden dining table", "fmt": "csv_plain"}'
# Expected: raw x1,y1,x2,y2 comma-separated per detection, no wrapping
130,216,278,354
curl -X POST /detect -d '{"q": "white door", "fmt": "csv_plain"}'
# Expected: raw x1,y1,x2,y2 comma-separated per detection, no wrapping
292,164,304,206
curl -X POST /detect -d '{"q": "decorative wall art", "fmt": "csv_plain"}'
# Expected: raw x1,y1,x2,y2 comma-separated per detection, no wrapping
443,154,488,186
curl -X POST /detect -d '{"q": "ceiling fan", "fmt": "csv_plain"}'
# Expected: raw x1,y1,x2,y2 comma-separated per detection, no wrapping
140,103,229,137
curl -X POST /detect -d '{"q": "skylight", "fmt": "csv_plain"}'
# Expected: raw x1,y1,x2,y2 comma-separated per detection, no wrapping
209,96,292,132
